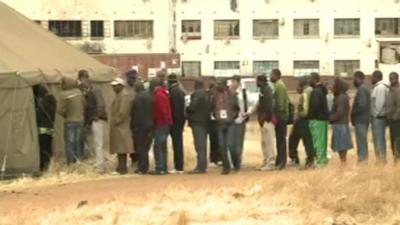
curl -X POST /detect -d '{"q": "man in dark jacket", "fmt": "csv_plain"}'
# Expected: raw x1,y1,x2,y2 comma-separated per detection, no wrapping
34,84,57,171
256,74,276,171
151,77,173,175
131,81,154,174
211,78,239,175
167,73,186,174
187,79,210,174
207,80,221,167
351,71,371,164
78,70,108,173
388,72,400,164
308,72,329,167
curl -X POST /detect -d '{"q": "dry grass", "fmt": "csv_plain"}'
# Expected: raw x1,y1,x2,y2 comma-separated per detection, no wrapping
1,121,400,225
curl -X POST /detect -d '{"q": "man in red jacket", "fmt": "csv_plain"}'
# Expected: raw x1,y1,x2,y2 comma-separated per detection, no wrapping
150,77,173,175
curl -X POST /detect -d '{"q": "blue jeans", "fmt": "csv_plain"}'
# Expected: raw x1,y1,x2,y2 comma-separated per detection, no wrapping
355,124,369,163
227,123,246,170
64,122,84,164
153,125,170,172
217,123,235,171
371,118,387,163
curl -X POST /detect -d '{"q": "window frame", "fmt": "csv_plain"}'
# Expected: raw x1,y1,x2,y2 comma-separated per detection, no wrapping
214,20,240,40
293,19,319,38
334,60,360,77
334,18,360,38
48,20,82,38
293,60,320,77
181,20,202,40
90,20,105,39
253,19,279,39
182,61,202,77
375,18,400,37
114,20,154,39
253,61,279,76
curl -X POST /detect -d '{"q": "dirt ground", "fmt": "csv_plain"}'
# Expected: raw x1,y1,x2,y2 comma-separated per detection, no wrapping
1,122,399,225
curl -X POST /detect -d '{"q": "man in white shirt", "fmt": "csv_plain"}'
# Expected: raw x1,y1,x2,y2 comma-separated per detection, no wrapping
371,70,390,164
228,75,256,171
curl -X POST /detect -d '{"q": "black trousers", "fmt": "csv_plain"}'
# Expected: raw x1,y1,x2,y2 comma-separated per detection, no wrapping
275,116,288,169
191,125,208,172
289,118,315,166
208,120,221,164
117,154,128,174
170,122,184,171
134,127,153,173
39,134,53,171
390,119,400,164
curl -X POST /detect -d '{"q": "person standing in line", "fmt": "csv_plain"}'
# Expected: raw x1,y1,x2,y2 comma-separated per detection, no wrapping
78,70,108,173
388,72,400,165
270,69,289,170
125,69,139,167
187,79,210,174
288,77,315,168
151,77,173,175
211,78,240,175
34,84,57,171
371,70,390,164
329,78,353,164
109,78,133,175
207,80,221,167
227,75,255,171
256,74,276,171
307,73,329,167
167,73,186,174
351,71,371,164
130,81,154,174
58,77,85,165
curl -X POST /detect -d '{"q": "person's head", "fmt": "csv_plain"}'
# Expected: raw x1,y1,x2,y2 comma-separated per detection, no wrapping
216,78,228,92
372,70,383,85
389,72,399,87
134,81,145,93
149,77,164,92
270,69,281,83
297,76,308,94
78,69,90,83
167,73,178,87
353,71,365,88
111,78,125,94
332,78,349,96
194,79,205,90
230,75,241,91
309,72,320,87
125,69,138,87
256,74,268,88
33,84,49,98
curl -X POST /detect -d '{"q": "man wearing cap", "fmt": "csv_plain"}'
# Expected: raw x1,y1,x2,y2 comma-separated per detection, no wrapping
110,78,133,174
167,73,186,174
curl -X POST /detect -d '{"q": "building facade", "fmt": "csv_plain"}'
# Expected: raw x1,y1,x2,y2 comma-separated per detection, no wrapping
3,0,400,79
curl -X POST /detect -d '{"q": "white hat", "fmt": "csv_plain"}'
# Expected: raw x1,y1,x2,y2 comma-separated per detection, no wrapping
111,77,125,86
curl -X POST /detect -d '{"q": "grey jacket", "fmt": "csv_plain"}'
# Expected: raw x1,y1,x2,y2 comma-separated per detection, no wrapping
371,81,390,118
351,83,371,125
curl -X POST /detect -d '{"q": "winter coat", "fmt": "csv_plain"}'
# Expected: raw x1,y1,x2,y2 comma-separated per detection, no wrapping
351,83,371,125
110,88,133,154
169,83,186,125
58,77,85,123
330,79,350,124
84,85,107,125
153,87,173,128
308,83,329,121
187,89,210,127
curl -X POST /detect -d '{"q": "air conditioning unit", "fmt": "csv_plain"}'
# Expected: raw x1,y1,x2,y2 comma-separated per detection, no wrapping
205,44,210,53
279,17,285,26
224,37,231,45
146,38,153,49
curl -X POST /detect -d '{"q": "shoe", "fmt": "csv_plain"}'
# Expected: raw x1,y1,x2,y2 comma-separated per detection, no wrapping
287,160,300,168
221,170,230,175
134,169,147,175
148,170,166,175
188,169,206,174
208,163,218,168
169,169,184,175
259,165,275,171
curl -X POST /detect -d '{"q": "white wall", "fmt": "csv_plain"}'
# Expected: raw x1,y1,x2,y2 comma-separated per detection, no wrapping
3,0,400,76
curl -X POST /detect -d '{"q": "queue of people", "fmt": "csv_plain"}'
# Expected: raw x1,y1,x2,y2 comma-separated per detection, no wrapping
33,68,400,175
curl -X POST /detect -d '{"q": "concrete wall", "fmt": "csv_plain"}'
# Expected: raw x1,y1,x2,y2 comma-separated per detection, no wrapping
3,0,400,78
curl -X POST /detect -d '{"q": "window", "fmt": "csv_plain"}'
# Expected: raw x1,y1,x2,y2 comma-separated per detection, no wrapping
114,20,153,39
294,19,319,37
293,61,319,77
379,42,400,64
253,20,279,38
182,61,201,77
214,61,240,77
375,18,400,36
214,20,240,39
334,60,360,77
181,20,201,40
49,20,82,37
334,19,360,36
253,61,279,76
90,21,104,38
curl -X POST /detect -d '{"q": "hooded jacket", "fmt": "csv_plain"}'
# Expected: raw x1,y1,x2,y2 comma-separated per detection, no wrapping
371,80,389,118
58,77,85,123
169,82,186,125
308,83,329,121
153,86,173,128
187,89,210,127
330,79,350,124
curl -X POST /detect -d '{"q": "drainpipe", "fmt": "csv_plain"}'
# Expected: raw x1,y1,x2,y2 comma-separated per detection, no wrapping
169,0,177,53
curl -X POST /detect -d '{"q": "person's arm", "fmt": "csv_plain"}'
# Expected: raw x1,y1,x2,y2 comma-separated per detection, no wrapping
57,94,66,118
187,92,200,114
375,85,388,117
307,91,317,119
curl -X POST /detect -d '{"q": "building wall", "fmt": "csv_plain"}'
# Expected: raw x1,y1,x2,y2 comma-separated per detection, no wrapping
3,0,400,78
